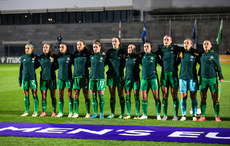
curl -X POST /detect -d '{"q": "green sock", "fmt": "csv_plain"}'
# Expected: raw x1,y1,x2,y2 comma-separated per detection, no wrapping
162,98,168,116
120,96,125,115
110,97,116,114
142,100,148,116
126,95,131,116
42,98,47,112
85,98,90,114
68,98,73,114
73,98,79,114
33,95,39,113
213,102,220,117
173,98,179,117
24,96,30,113
155,99,161,116
59,98,64,114
201,102,207,117
99,95,105,114
51,98,57,113
92,94,98,114
134,95,140,116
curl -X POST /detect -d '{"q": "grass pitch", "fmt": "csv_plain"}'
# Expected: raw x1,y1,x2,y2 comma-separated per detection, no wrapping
0,64,229,145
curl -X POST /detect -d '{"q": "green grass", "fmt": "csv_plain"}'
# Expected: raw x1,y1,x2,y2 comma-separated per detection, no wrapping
0,64,230,145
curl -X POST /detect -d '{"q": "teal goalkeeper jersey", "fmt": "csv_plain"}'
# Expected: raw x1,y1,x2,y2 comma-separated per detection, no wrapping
125,54,140,81
19,53,38,84
89,53,106,79
141,52,161,80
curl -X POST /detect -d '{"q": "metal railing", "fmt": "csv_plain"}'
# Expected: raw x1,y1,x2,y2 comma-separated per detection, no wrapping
133,13,230,22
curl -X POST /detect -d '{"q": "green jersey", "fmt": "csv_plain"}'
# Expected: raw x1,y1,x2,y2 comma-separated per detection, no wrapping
141,52,161,80
19,53,38,84
125,54,140,81
89,53,106,79
73,50,91,77
157,44,182,73
106,48,126,77
200,49,223,79
57,53,72,80
179,48,199,80
37,53,57,80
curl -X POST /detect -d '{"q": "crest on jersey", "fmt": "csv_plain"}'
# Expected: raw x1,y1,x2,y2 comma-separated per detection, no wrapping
150,56,154,60
99,57,103,62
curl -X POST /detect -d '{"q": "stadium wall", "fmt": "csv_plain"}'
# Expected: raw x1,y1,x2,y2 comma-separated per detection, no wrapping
0,21,229,55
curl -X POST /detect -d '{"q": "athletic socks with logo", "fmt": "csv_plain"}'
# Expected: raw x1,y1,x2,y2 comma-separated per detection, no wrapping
120,96,125,115
68,98,73,114
85,98,90,114
173,98,179,117
142,100,148,116
51,97,57,113
42,98,47,112
200,102,207,117
92,94,98,114
134,95,140,116
162,98,168,116
126,95,131,116
24,96,30,113
99,95,105,114
191,99,197,116
155,99,161,116
110,97,116,114
213,102,220,117
181,99,187,116
33,95,39,113
73,98,79,114
59,98,64,114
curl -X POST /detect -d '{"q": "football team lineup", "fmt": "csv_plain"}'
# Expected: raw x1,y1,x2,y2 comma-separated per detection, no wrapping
0,56,229,145
18,37,224,122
